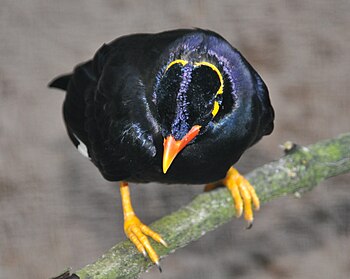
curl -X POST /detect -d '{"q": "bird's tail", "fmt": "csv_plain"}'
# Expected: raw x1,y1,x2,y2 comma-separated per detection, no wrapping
48,74,72,91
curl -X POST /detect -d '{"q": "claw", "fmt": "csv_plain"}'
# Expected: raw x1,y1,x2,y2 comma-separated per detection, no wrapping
124,214,167,265
212,167,260,225
155,261,162,273
142,250,148,258
120,182,167,268
246,221,253,230
158,238,168,248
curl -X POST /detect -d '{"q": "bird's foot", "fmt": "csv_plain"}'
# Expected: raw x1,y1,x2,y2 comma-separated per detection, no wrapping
120,181,167,270
124,214,168,269
225,167,260,227
207,167,260,227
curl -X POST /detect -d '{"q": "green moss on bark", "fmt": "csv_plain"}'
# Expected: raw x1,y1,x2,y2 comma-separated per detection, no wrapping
57,133,350,279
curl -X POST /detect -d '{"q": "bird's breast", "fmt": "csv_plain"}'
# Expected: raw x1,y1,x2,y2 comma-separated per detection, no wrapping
128,139,242,184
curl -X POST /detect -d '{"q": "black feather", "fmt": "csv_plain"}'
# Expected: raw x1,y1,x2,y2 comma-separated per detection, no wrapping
49,29,274,184
48,74,72,91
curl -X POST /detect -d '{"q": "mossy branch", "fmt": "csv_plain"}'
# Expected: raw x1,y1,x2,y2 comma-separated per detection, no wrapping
54,133,350,279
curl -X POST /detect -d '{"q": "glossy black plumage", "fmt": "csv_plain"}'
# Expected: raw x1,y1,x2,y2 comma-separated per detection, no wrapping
50,29,274,185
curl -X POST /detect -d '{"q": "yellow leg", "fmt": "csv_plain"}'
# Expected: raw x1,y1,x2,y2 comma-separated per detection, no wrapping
204,182,222,192
120,182,167,270
207,167,260,228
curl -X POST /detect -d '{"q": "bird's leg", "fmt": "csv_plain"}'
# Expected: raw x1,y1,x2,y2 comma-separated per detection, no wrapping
206,167,260,228
120,181,167,270
204,182,224,192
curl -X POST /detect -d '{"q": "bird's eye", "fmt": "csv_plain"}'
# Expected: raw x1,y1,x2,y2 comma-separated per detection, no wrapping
185,62,223,124
186,62,224,120
194,62,223,118
194,61,224,97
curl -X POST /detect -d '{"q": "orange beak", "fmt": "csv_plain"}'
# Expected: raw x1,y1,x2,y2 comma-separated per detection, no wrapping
162,125,201,174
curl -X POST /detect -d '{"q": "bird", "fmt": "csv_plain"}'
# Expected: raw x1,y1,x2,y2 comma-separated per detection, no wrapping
49,29,274,270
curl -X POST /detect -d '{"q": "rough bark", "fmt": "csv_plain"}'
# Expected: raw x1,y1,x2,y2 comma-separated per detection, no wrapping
53,133,350,279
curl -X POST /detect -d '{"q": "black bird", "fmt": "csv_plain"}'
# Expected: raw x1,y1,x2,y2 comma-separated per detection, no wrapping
49,29,274,268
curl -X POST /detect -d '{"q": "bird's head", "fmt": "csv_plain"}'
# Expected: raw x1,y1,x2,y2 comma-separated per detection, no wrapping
153,34,238,174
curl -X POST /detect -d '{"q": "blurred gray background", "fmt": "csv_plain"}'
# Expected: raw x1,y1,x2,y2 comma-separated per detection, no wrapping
1,1,350,278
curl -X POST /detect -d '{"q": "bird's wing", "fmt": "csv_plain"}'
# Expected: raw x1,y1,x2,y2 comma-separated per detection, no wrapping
253,72,275,137
48,74,72,91
62,60,96,159
54,44,113,160
90,58,159,181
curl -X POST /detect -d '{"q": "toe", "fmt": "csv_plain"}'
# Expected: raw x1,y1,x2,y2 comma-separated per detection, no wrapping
140,224,168,247
246,181,260,210
224,167,260,224
238,182,253,223
131,225,160,264
228,180,243,217
127,230,147,257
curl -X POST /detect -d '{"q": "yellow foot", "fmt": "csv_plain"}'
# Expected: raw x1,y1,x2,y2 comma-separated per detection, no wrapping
124,215,167,269
120,182,167,271
207,167,260,228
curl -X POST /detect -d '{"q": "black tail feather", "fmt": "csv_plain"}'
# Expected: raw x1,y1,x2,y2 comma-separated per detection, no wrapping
48,74,72,91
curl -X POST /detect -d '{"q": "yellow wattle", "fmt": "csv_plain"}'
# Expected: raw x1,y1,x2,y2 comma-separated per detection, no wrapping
212,101,220,117
165,59,188,72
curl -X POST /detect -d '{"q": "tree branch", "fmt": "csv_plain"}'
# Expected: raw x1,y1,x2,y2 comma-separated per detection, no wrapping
54,133,350,279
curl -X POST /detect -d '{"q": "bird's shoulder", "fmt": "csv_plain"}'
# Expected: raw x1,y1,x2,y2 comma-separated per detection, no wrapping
84,41,165,181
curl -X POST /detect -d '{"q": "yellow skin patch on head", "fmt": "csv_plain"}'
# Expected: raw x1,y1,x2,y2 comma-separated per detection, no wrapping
164,59,224,118
212,101,220,117
165,59,188,72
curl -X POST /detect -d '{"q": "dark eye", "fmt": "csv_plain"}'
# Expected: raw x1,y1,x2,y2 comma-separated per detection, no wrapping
186,65,221,124
212,71,235,121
